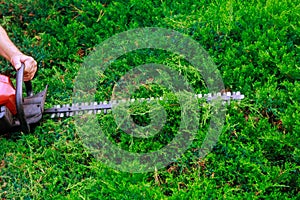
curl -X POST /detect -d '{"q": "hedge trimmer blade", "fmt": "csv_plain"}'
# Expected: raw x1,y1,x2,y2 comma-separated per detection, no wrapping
44,91,245,118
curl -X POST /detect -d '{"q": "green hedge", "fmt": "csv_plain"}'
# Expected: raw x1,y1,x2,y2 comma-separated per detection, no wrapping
0,0,299,199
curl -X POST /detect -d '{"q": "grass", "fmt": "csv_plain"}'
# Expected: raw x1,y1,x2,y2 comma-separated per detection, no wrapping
0,0,299,199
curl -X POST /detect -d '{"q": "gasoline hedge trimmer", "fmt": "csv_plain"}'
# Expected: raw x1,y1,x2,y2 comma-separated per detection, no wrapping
0,64,244,134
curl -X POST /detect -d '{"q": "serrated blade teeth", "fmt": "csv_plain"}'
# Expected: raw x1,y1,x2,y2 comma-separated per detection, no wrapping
50,105,58,118
102,101,107,114
56,105,61,118
88,102,93,114
103,101,107,114
66,104,70,117
75,103,79,115
92,102,97,114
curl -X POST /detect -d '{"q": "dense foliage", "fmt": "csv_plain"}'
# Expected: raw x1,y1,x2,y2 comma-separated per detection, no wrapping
0,0,299,199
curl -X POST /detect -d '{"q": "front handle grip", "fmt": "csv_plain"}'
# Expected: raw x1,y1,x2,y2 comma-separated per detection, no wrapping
16,63,30,133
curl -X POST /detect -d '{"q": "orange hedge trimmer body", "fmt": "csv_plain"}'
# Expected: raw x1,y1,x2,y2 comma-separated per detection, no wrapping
0,74,17,115
0,65,47,134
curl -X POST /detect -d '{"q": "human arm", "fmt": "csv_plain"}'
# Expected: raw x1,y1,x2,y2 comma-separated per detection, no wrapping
0,25,37,81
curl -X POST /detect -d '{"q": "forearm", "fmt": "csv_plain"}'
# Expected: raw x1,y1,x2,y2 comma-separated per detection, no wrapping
0,26,22,65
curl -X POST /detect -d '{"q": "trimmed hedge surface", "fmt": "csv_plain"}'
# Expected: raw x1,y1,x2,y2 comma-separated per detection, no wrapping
0,0,299,199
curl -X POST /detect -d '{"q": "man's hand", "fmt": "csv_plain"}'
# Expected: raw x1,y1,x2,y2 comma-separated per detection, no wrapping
11,54,37,81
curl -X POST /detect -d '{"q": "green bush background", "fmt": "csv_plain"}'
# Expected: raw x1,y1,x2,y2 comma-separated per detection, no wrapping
0,0,299,199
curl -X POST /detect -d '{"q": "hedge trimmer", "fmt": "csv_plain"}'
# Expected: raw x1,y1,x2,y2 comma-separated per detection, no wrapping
0,65,245,134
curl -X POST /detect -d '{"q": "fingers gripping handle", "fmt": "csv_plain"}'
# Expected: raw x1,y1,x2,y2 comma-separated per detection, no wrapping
16,63,30,133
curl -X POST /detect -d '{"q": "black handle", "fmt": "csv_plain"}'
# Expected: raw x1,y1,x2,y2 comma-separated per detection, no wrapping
25,81,33,97
16,63,30,133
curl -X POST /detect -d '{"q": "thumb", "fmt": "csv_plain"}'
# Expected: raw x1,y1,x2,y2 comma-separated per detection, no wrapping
10,54,23,70
14,60,22,70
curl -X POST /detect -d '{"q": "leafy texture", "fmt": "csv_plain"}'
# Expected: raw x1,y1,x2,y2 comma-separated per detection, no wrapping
0,0,299,199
